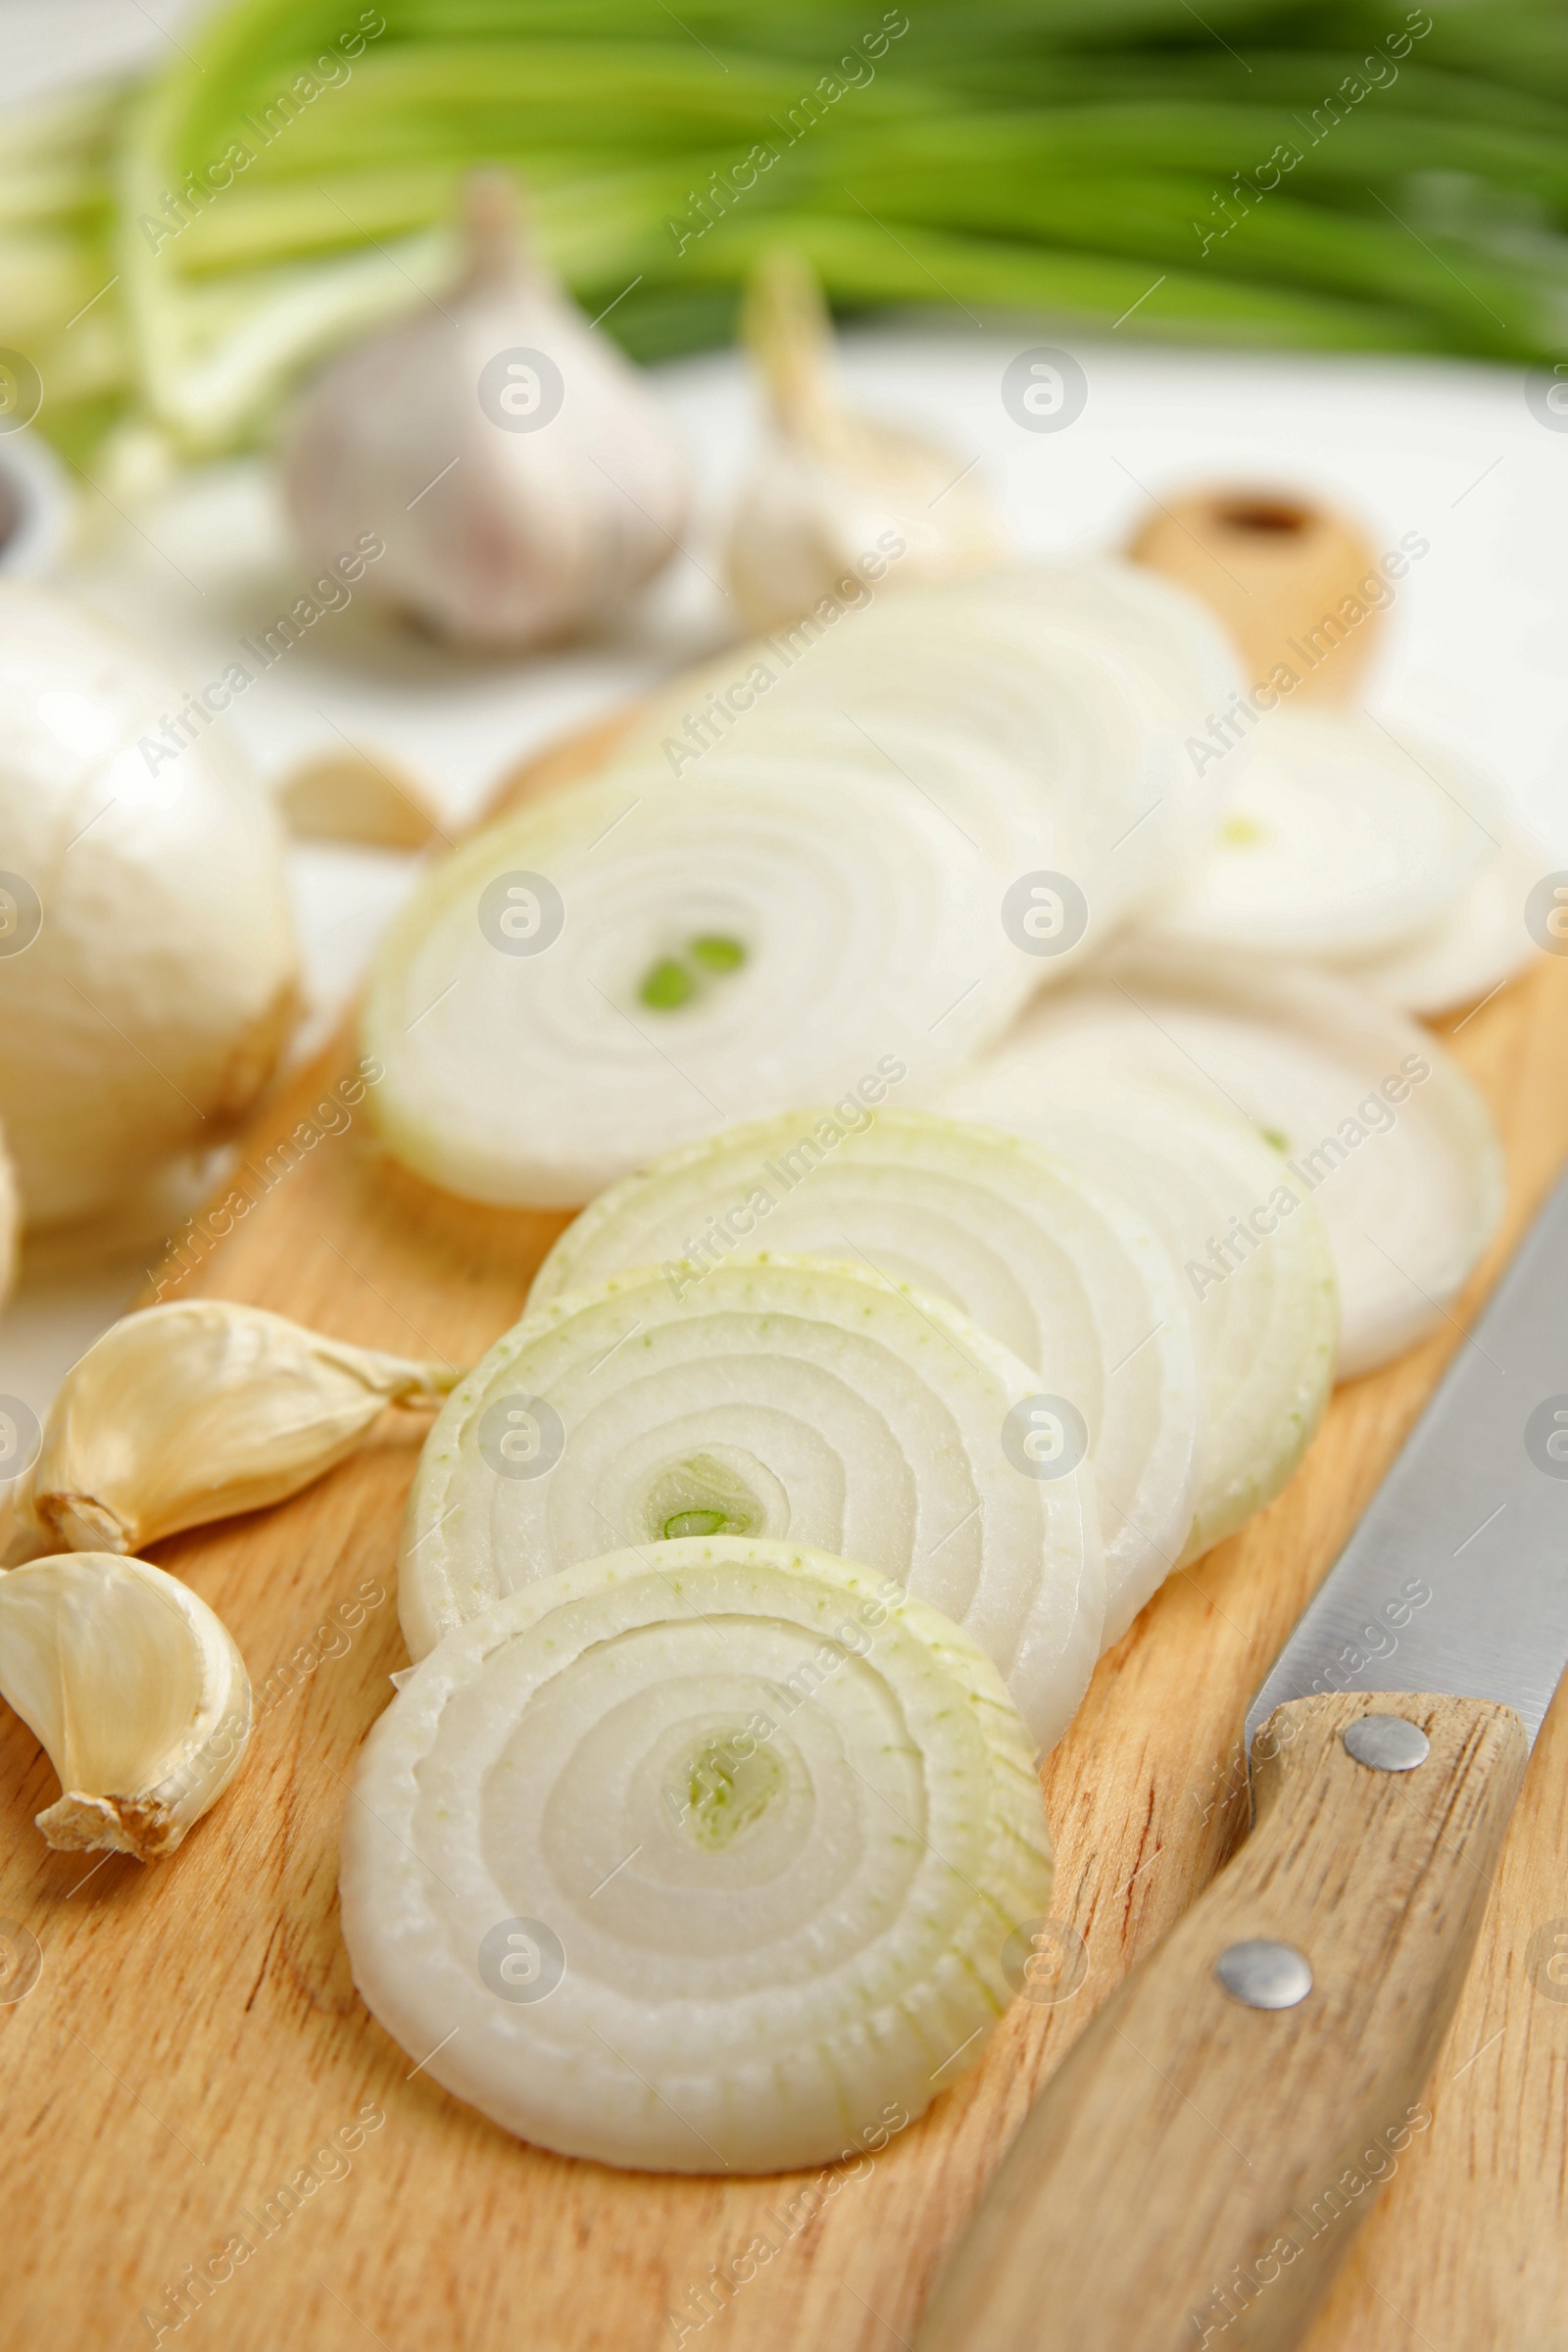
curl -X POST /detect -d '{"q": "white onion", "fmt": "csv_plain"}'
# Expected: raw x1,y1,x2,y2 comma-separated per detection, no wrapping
1344,814,1546,1013
531,1106,1197,1644
622,564,1245,957
340,1538,1054,2173
937,1068,1339,1560
399,1255,1103,1748
0,584,298,1225
1152,708,1495,962
956,949,1500,1382
363,760,1032,1208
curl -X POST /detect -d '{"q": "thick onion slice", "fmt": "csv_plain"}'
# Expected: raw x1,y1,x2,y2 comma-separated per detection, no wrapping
950,561,1247,738
531,1106,1198,1645
624,564,1243,947
1345,815,1546,1013
1152,710,1495,962
339,1539,1054,2174
362,760,1030,1207
956,949,1501,1381
399,1256,1102,1748
630,611,1176,942
936,1070,1338,1562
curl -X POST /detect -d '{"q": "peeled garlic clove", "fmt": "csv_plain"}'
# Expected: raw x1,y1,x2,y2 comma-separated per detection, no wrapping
725,249,1011,634
31,1299,461,1555
0,1551,252,1857
0,1472,51,1569
279,746,442,851
282,171,690,649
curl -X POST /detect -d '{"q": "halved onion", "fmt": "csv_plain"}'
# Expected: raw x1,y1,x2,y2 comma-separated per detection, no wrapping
362,761,1031,1207
399,1255,1102,1748
531,1106,1198,1644
956,948,1501,1382
935,1064,1338,1561
339,1538,1053,2174
1152,709,1495,962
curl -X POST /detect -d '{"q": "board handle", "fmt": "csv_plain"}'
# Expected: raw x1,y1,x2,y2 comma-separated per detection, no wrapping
915,1691,1527,2352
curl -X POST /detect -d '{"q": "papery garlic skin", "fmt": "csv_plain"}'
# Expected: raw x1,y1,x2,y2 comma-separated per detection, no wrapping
282,172,690,649
0,1551,252,1857
31,1300,461,1555
0,585,299,1227
726,251,1010,634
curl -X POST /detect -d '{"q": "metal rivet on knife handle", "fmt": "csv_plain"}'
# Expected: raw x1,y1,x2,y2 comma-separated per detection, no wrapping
1213,1939,1313,2011
1343,1715,1432,1773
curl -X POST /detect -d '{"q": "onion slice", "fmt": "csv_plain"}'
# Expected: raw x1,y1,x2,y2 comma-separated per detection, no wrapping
1344,815,1546,1013
936,1069,1338,1561
955,949,1501,1382
362,761,1031,1207
339,1538,1054,2173
531,1106,1198,1645
622,564,1244,960
399,1255,1103,1748
1152,710,1495,962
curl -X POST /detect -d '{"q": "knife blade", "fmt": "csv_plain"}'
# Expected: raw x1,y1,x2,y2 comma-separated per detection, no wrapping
1247,1157,1568,1749
917,1164,1568,2352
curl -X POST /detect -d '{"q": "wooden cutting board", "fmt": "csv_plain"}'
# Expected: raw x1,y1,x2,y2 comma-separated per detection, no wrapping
2,715,1565,2352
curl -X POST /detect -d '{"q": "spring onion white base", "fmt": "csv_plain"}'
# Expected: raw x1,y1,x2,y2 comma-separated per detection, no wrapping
339,1539,1053,2173
531,1106,1197,1645
399,1255,1102,1749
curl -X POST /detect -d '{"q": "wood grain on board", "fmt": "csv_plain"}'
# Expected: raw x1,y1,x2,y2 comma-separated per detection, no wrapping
1,717,1565,2352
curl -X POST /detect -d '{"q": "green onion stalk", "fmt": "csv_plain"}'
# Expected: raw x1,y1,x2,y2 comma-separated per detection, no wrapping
3,0,1566,466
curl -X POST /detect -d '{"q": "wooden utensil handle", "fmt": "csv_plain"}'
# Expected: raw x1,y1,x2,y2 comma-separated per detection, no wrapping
916,1691,1528,2352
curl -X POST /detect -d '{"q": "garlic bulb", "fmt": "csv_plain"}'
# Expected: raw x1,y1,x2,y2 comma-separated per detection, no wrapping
28,1300,462,1555
340,1538,1053,2172
0,1117,17,1307
282,172,690,649
0,584,299,1227
725,250,1010,634
0,1551,252,1857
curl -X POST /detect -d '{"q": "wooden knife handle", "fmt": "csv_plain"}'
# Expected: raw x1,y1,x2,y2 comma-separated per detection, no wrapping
916,1691,1528,2352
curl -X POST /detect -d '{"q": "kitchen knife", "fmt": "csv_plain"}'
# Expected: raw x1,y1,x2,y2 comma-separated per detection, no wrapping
916,1160,1568,2352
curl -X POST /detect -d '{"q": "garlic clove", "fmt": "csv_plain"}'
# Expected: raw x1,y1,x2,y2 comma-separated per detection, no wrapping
282,170,690,650
725,249,1011,634
31,1300,461,1556
0,1472,52,1569
279,747,442,850
0,1551,252,1857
